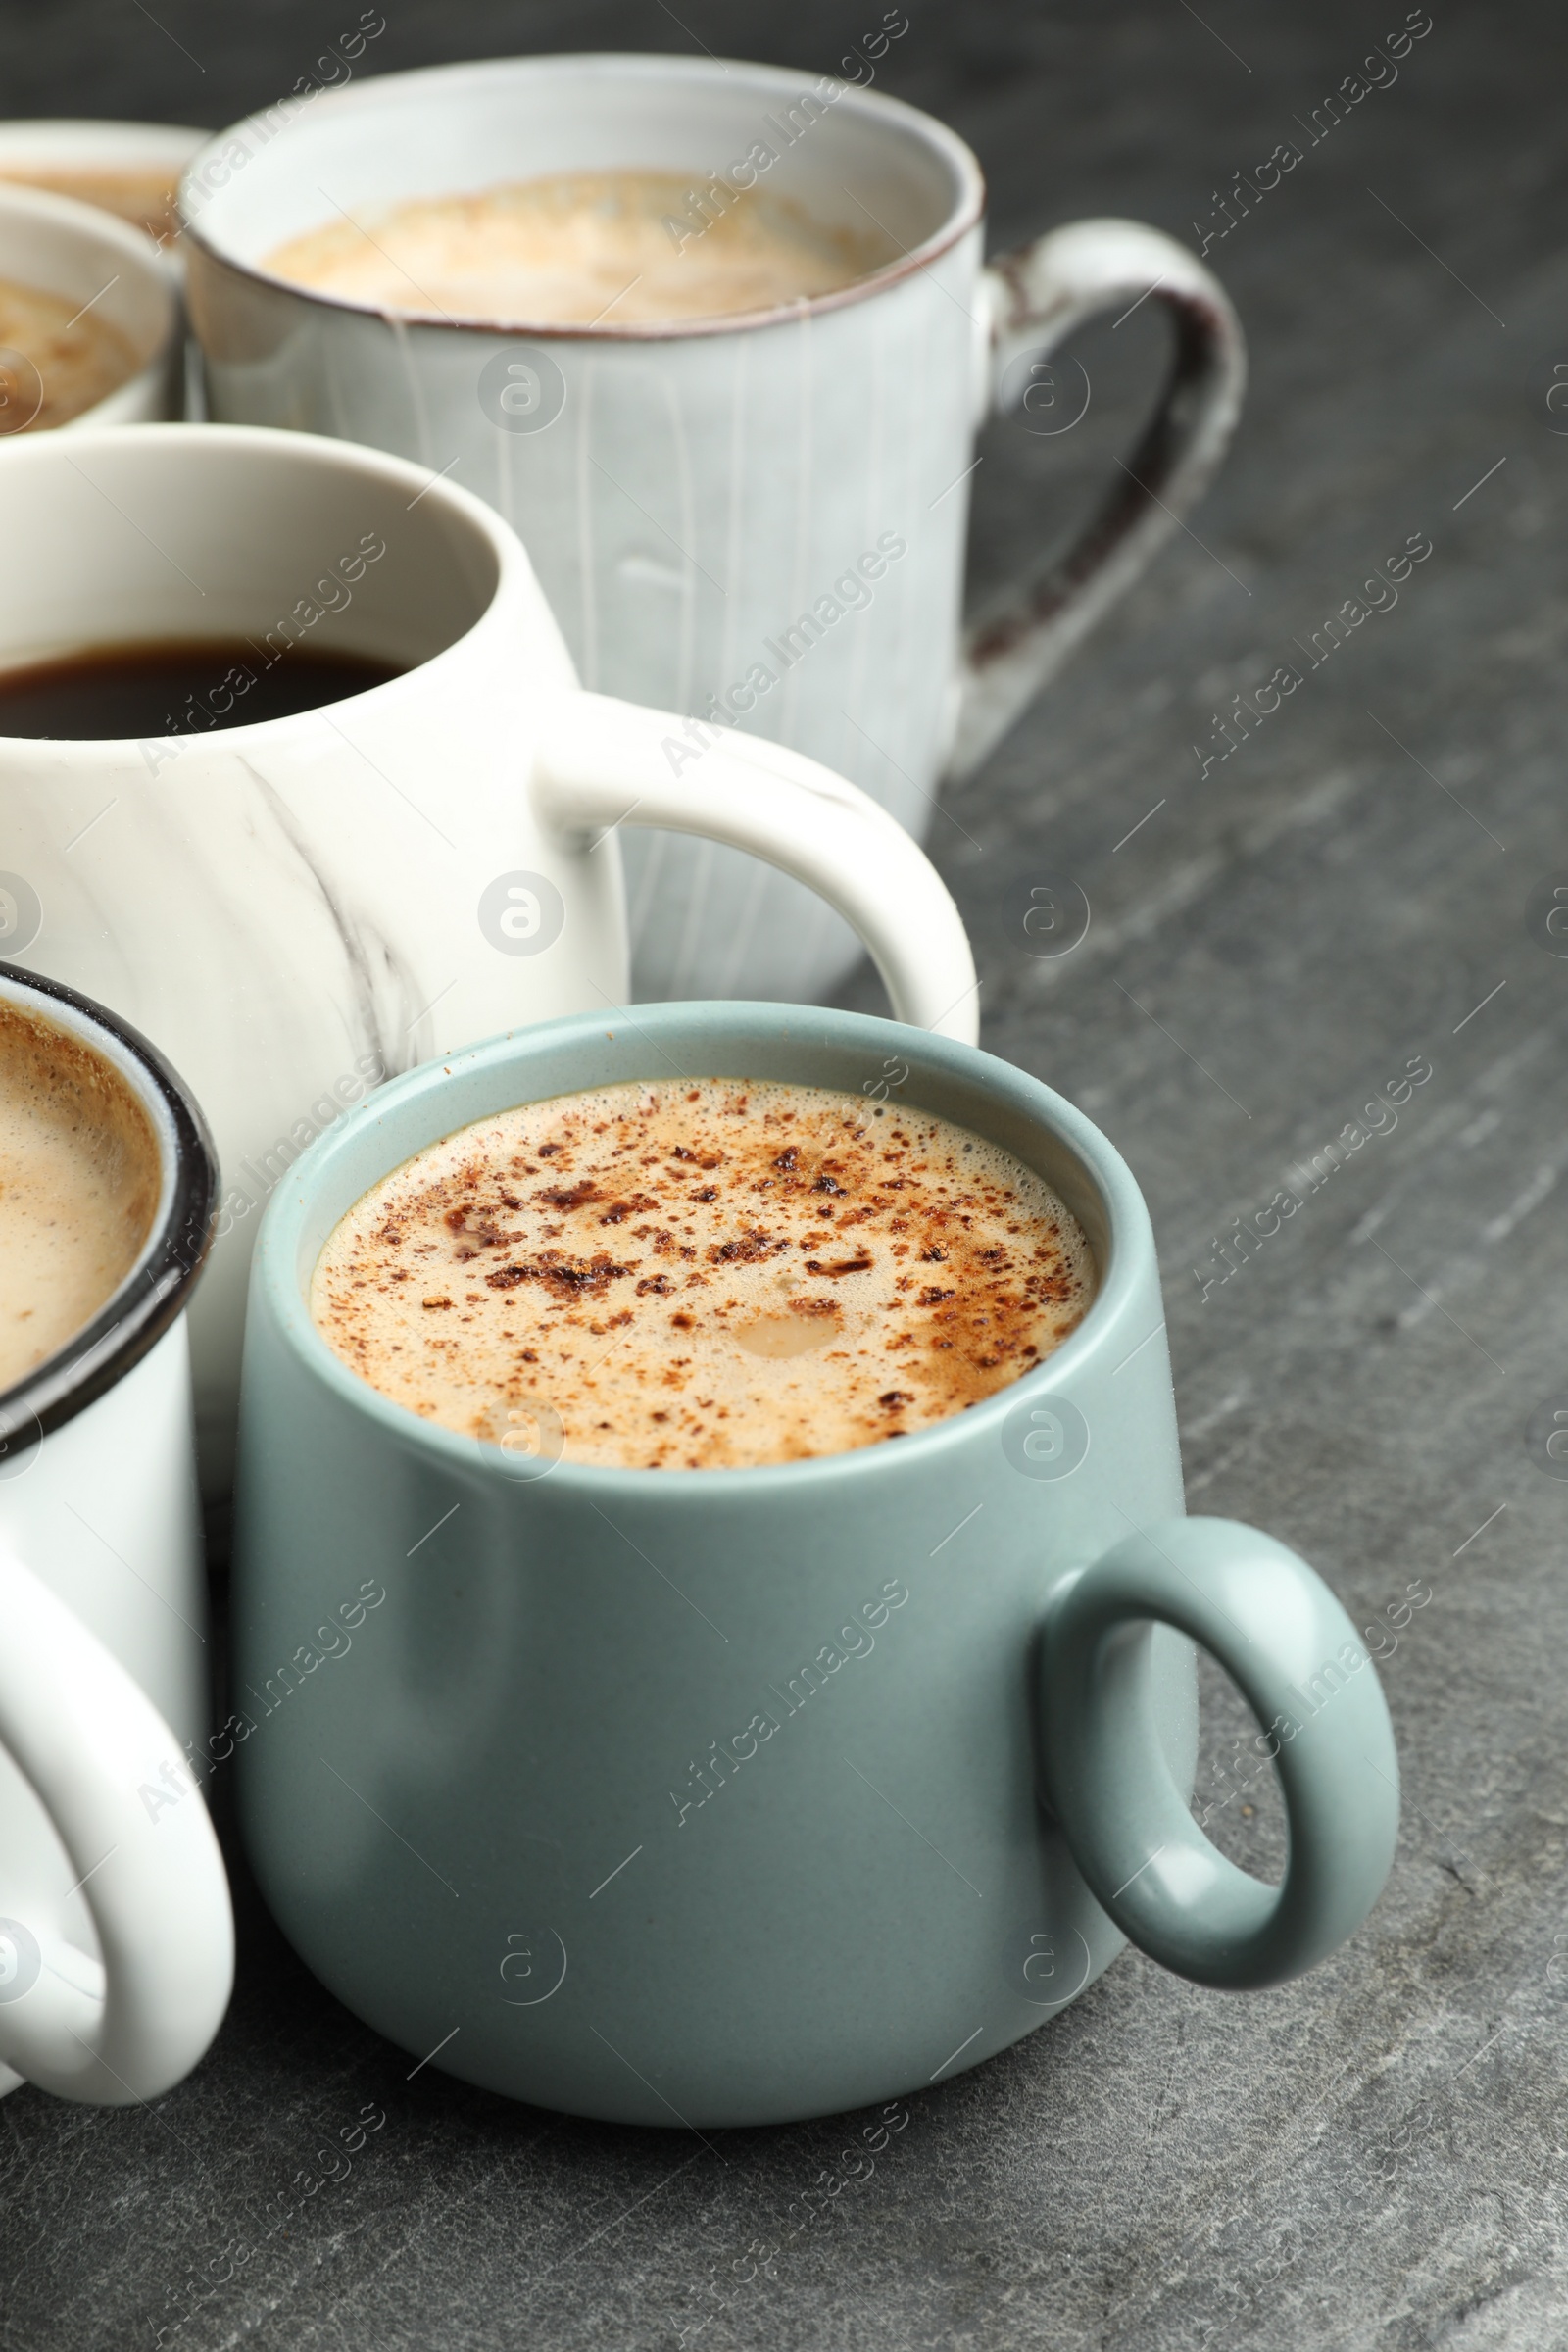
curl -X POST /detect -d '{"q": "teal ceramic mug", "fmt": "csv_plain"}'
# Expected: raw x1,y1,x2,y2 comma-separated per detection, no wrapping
232,1004,1399,2128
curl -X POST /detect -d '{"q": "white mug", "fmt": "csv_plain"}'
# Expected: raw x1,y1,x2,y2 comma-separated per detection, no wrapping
0,963,231,2104
181,50,1245,1002
0,116,205,253
0,182,180,428
0,421,976,1484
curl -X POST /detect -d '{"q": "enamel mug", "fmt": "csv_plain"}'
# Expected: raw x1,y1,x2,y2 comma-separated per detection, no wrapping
0,962,231,2105
181,49,1246,1003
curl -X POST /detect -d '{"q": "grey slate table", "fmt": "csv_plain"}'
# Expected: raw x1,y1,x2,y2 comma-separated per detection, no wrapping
2,2,1563,2344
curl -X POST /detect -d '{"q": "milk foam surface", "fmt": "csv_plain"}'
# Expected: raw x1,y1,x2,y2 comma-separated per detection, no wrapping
264,170,891,325
0,1002,161,1392
310,1079,1096,1471
0,275,138,428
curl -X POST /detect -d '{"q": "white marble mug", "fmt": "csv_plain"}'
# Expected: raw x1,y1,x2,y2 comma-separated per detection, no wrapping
0,963,232,2105
0,422,976,1485
181,50,1246,1002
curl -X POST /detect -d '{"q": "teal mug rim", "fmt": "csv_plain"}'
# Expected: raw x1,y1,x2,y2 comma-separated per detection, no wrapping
245,1004,1156,1495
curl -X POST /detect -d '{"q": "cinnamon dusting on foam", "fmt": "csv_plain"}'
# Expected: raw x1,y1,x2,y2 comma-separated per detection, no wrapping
310,1079,1096,1471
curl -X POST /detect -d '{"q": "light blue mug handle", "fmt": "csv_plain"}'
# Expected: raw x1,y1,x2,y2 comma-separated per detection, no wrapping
1039,1517,1400,1989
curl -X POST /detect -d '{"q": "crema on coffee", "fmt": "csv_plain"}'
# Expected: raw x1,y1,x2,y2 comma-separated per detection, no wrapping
0,1000,162,1391
264,170,892,326
310,1078,1096,1470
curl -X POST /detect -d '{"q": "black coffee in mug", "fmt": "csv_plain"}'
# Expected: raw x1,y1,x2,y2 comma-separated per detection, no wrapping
0,638,404,738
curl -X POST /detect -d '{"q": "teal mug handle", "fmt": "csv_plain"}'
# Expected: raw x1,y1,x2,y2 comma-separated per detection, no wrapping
1039,1517,1400,1989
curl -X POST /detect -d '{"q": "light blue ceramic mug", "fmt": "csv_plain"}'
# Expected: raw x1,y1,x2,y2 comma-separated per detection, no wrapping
232,1004,1398,2128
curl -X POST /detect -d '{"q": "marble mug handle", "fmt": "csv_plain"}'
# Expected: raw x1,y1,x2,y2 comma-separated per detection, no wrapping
949,219,1247,779
1039,1518,1400,1988
0,1540,233,2102
531,689,981,1043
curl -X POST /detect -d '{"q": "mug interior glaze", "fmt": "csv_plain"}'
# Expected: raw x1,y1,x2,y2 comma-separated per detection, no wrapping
0,419,499,666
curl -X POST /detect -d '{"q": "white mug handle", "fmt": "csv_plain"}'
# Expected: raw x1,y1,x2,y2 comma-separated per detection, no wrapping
531,691,981,1044
951,219,1247,779
0,1539,233,2103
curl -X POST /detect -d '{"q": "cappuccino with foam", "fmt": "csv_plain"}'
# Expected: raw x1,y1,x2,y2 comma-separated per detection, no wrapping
265,169,891,326
311,1078,1095,1471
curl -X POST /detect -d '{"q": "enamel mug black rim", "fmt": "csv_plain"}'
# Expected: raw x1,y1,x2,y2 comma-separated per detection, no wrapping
0,959,218,1445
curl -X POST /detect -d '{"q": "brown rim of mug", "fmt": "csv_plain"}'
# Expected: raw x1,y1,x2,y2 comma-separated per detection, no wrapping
177,67,988,343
